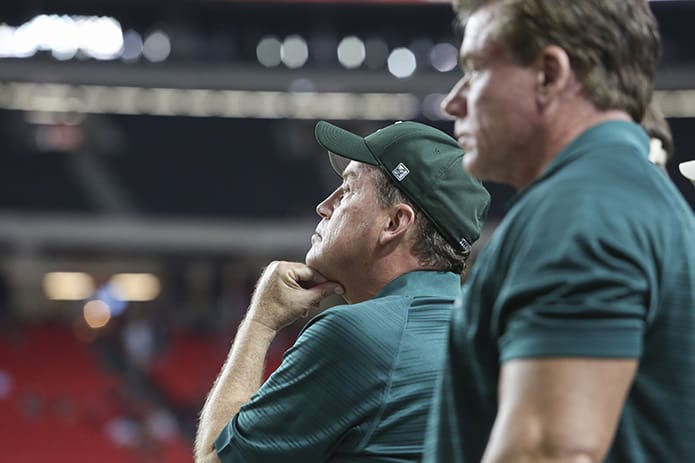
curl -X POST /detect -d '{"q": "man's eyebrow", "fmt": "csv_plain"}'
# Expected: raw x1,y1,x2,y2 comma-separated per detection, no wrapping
341,171,356,182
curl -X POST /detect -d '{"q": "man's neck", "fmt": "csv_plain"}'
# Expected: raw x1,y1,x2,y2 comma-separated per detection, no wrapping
511,106,632,191
341,255,423,304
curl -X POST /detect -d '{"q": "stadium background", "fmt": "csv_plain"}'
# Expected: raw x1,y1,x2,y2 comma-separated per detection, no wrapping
0,0,693,461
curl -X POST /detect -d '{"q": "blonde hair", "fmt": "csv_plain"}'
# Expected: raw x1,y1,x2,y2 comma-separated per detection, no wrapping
452,0,660,122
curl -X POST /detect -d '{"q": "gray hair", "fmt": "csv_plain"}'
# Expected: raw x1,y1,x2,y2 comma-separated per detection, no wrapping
367,165,469,274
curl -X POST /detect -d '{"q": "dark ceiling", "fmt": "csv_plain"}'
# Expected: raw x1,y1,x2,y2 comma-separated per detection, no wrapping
0,0,692,243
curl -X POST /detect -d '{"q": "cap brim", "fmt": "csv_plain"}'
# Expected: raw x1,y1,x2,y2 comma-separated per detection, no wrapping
315,121,378,175
679,160,695,182
328,152,351,175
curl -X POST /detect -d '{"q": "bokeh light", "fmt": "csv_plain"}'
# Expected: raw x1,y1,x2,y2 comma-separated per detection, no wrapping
387,47,417,79
281,35,309,69
43,272,95,301
429,42,459,72
83,299,112,328
337,36,366,69
256,36,282,67
143,30,171,62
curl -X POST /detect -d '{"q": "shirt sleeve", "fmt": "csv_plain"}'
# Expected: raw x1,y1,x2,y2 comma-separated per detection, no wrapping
214,306,395,463
495,183,651,362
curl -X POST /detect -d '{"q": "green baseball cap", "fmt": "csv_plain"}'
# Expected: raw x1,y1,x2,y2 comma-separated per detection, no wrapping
315,120,490,252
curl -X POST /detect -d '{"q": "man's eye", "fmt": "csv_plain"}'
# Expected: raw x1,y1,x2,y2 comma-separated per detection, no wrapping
464,68,479,80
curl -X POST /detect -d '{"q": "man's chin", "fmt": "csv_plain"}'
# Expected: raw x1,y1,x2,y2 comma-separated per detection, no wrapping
305,249,322,271
462,152,480,176
305,253,335,281
463,153,496,182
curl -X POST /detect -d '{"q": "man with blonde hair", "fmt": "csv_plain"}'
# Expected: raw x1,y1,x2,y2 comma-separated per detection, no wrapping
424,1,695,462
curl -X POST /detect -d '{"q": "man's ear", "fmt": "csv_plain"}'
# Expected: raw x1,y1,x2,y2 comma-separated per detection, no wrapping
535,45,573,107
379,203,416,246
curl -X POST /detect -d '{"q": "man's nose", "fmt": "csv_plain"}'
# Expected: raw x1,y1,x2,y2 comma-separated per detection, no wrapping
315,188,339,218
442,76,469,119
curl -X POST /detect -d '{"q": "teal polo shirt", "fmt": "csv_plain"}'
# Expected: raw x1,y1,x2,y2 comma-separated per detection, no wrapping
423,121,695,462
216,270,460,462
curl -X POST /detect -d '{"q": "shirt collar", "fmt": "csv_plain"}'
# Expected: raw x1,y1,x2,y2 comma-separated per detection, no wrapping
540,120,648,179
375,270,460,300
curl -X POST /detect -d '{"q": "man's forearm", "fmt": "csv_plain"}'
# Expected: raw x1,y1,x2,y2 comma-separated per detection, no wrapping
194,318,278,463
194,261,342,462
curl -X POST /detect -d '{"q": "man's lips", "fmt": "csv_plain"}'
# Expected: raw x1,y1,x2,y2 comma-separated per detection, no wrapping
455,131,469,141
456,134,473,151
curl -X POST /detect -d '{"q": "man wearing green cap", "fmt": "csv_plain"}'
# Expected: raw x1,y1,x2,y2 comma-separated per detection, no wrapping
194,120,490,463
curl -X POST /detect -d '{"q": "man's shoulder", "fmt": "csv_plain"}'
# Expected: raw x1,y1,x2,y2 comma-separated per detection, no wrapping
515,152,659,226
278,304,403,379
309,297,409,333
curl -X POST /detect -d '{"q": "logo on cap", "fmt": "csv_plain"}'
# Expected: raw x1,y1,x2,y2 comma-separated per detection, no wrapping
458,238,472,252
392,163,410,181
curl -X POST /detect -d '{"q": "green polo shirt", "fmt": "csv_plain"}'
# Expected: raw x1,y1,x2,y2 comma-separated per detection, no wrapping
216,270,459,462
423,121,695,462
